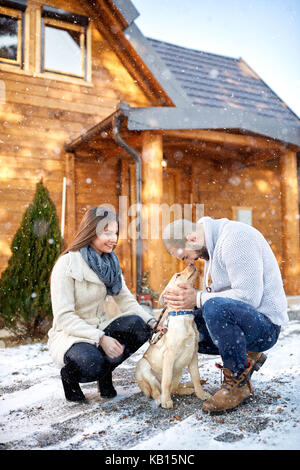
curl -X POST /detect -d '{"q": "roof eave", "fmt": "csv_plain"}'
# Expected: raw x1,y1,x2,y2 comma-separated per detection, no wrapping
125,105,300,148
111,0,140,25
64,110,120,153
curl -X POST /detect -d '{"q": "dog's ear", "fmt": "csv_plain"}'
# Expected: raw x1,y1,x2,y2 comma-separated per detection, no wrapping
192,272,200,287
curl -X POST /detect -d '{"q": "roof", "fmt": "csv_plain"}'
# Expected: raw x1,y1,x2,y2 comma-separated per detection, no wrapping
67,0,300,150
124,104,300,146
148,37,300,125
121,22,191,107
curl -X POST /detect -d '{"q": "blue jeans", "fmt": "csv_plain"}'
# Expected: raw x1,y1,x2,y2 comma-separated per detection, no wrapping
194,297,281,376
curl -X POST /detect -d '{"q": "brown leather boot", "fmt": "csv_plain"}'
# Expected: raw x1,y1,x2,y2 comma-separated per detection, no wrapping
202,362,253,414
247,351,267,377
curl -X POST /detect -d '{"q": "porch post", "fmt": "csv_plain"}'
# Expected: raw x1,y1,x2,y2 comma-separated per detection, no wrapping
64,151,76,247
141,132,164,299
280,149,300,295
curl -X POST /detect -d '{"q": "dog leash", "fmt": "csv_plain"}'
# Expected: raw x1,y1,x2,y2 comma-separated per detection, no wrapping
149,307,168,345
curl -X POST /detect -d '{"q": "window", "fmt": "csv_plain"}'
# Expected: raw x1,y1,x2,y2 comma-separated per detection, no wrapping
0,0,27,68
232,206,252,225
41,6,89,79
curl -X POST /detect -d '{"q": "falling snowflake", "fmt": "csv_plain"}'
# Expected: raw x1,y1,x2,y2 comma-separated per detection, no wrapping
209,69,219,79
174,150,183,161
228,176,241,186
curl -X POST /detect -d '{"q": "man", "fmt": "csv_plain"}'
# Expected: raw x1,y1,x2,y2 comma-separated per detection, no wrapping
162,216,288,413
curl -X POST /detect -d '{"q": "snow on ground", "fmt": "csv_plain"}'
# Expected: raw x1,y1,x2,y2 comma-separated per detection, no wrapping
0,318,300,451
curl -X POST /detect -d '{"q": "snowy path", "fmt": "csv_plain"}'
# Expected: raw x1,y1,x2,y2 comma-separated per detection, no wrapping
0,320,300,450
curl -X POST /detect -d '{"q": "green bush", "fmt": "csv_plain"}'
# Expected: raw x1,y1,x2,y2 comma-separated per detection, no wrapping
0,179,63,337
140,270,159,299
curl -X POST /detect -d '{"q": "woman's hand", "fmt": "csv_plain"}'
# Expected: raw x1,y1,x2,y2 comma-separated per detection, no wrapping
147,318,158,330
99,335,124,359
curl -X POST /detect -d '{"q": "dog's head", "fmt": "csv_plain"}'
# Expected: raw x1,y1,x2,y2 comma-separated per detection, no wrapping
173,264,198,286
159,264,199,306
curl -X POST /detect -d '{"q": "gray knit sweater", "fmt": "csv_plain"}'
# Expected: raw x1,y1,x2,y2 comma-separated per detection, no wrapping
196,217,288,326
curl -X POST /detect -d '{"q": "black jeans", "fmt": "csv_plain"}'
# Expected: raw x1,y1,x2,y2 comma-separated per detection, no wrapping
62,315,152,383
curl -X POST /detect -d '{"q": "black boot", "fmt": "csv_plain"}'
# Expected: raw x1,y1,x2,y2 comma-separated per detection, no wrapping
61,365,86,402
98,370,117,399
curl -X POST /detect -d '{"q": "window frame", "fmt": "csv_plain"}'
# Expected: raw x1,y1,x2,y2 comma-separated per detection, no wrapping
40,5,89,81
232,206,253,225
0,0,27,69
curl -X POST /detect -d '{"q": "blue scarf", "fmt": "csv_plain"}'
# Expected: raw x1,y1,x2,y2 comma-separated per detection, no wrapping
80,245,122,296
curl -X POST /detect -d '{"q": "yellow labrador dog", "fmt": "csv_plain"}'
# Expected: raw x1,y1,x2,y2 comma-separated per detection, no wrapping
135,264,210,409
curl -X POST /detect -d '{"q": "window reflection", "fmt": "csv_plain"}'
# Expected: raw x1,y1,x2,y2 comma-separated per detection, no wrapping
0,14,18,61
44,25,83,77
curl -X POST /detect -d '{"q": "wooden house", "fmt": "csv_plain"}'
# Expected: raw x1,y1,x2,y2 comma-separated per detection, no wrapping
0,0,299,302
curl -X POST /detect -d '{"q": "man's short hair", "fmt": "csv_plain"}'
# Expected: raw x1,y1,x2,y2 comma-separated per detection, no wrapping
162,219,196,252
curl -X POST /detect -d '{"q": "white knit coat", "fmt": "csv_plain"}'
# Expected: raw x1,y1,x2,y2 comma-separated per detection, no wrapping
196,217,289,326
48,251,154,368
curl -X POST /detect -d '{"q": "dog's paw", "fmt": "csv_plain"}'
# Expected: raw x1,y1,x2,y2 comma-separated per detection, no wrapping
161,398,173,409
196,391,211,400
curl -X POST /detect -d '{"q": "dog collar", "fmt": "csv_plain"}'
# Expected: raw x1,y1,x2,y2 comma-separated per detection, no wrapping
168,310,194,316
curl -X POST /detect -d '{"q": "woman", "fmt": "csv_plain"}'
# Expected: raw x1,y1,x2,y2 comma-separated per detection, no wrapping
48,206,157,402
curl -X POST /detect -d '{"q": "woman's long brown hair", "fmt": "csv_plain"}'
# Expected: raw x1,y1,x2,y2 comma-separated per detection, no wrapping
49,206,119,282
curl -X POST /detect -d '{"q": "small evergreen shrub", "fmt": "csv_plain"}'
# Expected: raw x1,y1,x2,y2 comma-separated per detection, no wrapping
0,179,63,337
140,270,159,299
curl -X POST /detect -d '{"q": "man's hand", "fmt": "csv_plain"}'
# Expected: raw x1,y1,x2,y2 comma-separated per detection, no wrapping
163,282,197,310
